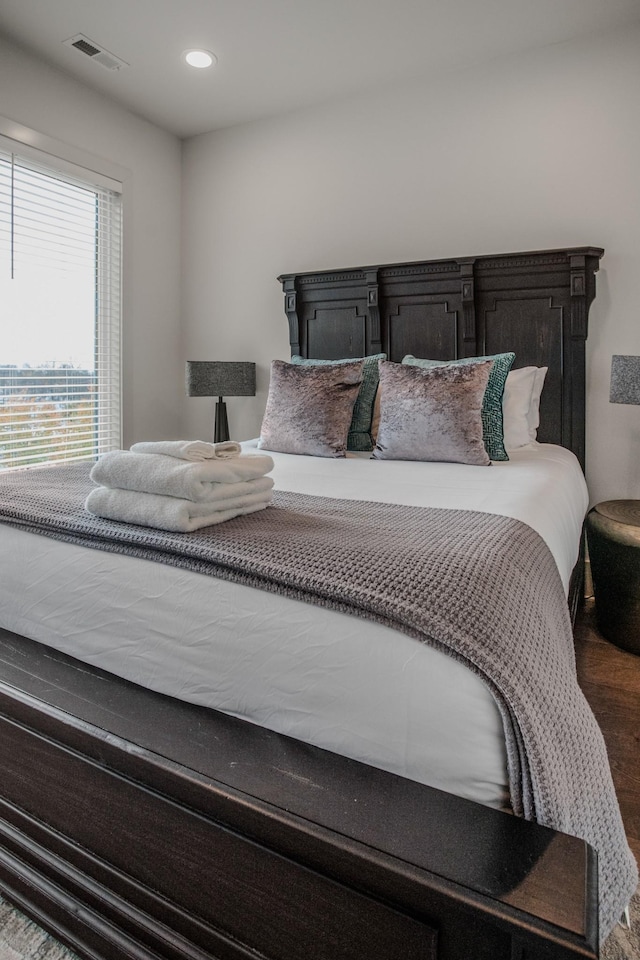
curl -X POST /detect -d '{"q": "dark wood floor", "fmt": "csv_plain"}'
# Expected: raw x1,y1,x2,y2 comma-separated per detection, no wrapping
574,586,640,866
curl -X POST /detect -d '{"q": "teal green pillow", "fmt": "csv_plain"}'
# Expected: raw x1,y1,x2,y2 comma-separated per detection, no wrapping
402,353,515,461
291,354,386,451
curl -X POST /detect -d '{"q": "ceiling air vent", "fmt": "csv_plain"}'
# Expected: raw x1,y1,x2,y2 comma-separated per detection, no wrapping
63,34,129,71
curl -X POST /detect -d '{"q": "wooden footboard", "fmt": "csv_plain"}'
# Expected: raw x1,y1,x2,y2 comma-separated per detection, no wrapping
0,627,597,960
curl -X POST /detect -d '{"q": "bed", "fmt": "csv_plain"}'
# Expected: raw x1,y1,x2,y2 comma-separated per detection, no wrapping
0,245,635,960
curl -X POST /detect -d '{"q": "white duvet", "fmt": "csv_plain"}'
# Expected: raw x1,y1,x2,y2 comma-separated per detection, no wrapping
0,440,588,811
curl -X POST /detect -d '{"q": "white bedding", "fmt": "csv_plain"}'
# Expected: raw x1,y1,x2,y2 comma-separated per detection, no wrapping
0,441,588,811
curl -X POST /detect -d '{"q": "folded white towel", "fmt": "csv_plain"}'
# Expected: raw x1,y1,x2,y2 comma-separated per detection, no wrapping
130,440,242,461
179,475,274,503
90,451,274,501
85,486,272,532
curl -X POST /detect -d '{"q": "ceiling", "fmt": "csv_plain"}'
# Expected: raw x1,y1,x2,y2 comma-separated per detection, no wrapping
1,0,640,139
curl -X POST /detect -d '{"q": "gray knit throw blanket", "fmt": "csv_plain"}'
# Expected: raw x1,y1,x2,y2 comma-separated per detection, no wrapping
0,463,637,941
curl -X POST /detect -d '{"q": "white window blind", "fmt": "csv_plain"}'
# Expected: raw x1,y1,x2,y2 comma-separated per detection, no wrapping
0,141,122,469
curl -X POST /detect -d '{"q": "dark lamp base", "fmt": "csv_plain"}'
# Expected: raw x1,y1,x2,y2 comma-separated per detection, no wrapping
214,399,230,443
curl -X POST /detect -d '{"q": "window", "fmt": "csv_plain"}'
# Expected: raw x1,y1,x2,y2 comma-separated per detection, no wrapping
0,138,122,469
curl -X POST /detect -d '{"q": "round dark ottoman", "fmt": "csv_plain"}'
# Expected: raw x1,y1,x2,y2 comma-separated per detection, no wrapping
586,500,640,655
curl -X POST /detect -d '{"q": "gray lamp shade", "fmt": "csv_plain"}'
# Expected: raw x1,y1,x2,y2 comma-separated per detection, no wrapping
610,355,640,405
185,361,256,398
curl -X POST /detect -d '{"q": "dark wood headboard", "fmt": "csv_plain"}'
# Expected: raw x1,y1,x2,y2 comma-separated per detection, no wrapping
279,246,604,468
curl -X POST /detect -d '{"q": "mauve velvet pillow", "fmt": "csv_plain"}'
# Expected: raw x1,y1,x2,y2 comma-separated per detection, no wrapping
290,353,386,451
402,352,515,461
373,360,493,465
258,359,364,457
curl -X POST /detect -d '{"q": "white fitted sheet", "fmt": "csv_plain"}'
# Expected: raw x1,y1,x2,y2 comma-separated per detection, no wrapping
0,441,588,811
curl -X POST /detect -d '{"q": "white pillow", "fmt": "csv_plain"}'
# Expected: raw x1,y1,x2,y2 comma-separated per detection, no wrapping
527,366,547,442
502,366,547,449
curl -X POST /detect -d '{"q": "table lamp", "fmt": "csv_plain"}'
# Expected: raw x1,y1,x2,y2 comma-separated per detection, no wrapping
186,361,256,442
610,355,640,406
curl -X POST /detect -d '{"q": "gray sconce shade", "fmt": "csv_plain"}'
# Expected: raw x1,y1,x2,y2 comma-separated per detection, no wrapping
610,355,640,405
185,361,256,398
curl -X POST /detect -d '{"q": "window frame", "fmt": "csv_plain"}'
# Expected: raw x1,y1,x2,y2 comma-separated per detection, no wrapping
0,122,125,469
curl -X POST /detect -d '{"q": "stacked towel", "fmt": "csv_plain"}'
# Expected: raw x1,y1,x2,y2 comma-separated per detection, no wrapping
91,450,274,501
86,442,274,532
129,440,242,461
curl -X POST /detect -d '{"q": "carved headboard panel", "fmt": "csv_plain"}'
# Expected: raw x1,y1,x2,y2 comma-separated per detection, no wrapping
279,247,604,467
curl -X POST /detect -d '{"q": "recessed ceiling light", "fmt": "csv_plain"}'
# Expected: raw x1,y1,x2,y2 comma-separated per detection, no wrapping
184,49,217,69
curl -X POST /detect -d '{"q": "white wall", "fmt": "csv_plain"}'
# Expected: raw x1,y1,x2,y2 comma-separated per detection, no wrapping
0,34,182,447
182,24,640,505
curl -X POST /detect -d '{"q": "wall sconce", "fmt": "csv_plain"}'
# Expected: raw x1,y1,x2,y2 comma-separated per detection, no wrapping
610,355,640,406
185,361,256,442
